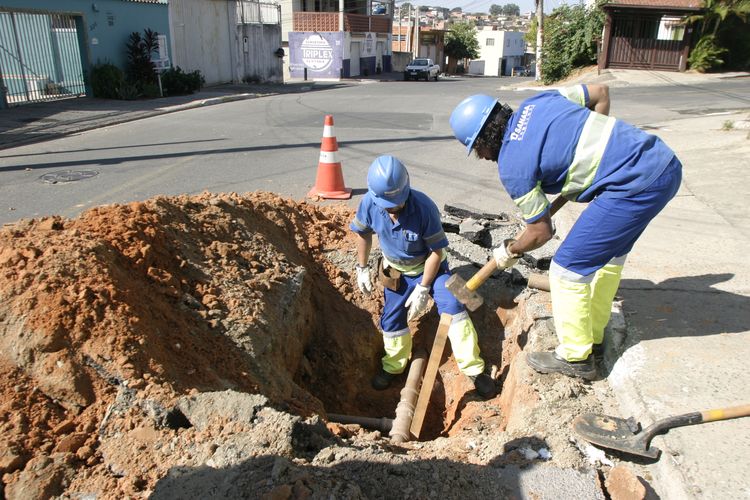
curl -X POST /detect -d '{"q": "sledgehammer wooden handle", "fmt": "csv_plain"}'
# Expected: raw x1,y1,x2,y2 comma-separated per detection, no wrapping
465,195,568,292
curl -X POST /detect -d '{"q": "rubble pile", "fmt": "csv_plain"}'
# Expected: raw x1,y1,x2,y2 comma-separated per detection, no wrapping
0,191,613,499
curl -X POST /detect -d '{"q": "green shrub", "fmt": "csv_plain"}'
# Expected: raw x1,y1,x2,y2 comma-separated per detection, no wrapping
141,83,161,99
117,82,140,100
688,35,728,72
540,4,603,84
161,67,205,96
90,63,125,99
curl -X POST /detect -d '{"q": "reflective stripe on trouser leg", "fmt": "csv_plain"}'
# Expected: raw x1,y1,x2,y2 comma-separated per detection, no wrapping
550,274,593,362
446,311,485,376
590,260,624,345
382,329,412,374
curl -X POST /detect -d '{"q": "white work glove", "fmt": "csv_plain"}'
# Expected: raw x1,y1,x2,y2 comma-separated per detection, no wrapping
356,265,372,294
493,239,522,270
405,283,431,321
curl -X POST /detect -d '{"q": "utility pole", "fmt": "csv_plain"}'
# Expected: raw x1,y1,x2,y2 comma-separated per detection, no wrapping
535,0,543,81
339,0,344,33
398,5,403,51
406,5,411,54
413,5,419,58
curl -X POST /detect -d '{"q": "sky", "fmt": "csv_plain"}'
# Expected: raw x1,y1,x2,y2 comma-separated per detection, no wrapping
395,0,577,16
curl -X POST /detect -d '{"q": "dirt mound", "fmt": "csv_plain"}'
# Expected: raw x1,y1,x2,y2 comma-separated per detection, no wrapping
0,192,385,497
0,191,615,499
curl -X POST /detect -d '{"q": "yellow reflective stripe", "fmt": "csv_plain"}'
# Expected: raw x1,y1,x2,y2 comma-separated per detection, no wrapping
558,85,586,106
562,113,615,200
513,182,550,220
385,249,447,276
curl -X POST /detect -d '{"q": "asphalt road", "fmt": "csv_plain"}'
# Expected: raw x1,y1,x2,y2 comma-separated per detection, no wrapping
1,77,748,225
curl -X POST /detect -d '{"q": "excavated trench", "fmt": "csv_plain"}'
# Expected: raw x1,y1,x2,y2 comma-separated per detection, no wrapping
291,204,554,442
0,191,570,498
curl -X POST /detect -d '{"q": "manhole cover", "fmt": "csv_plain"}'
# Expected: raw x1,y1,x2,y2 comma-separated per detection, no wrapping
39,170,99,184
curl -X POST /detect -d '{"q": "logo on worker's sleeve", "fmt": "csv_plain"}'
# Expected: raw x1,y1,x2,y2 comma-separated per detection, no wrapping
510,104,535,141
404,230,419,242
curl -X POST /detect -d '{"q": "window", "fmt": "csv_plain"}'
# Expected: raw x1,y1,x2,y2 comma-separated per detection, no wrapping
657,16,686,41
486,38,495,46
506,39,510,47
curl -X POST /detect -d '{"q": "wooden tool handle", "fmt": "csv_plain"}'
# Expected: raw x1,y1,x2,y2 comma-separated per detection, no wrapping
465,195,568,293
700,404,750,423
409,313,452,439
466,260,498,291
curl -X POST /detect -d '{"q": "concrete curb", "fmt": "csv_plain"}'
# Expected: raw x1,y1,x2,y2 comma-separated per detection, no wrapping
157,93,261,112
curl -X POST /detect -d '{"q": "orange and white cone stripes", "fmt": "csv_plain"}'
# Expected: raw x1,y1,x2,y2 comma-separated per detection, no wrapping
307,114,352,200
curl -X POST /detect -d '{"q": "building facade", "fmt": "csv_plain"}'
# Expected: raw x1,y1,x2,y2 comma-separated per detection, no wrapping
0,0,169,106
469,28,526,76
280,0,393,80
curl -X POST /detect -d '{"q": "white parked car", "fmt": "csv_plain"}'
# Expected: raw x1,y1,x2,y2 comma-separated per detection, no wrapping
404,58,440,81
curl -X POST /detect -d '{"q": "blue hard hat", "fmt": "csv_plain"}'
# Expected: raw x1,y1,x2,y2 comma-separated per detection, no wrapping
450,94,499,155
367,155,410,208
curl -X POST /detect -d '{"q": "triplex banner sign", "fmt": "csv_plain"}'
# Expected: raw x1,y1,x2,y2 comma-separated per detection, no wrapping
289,32,343,79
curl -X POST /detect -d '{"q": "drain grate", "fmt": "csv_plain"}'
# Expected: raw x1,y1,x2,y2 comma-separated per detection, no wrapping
40,170,99,184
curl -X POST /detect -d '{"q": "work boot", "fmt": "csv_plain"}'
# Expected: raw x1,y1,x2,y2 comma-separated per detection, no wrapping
371,368,397,390
526,351,597,381
468,372,497,399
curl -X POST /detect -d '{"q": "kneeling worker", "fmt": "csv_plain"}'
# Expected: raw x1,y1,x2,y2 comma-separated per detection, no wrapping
350,155,496,399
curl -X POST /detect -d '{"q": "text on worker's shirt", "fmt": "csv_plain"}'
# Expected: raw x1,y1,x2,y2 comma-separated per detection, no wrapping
510,104,535,141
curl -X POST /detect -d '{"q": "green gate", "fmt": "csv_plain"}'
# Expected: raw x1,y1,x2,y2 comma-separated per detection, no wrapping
0,9,87,107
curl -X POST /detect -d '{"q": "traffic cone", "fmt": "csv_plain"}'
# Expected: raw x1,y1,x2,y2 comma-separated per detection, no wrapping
307,115,352,200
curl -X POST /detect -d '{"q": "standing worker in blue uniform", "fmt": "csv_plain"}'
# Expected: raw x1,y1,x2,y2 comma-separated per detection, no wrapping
449,84,682,380
351,155,496,399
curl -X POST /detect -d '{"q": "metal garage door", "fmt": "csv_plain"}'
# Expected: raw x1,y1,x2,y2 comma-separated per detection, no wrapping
170,0,233,85
607,13,686,71
0,10,86,107
350,41,360,77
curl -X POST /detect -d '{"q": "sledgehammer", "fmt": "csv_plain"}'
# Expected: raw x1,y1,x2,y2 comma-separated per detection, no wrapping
446,195,568,311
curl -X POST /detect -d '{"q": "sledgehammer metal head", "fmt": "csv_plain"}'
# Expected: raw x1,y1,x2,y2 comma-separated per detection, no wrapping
446,259,497,311
446,273,484,311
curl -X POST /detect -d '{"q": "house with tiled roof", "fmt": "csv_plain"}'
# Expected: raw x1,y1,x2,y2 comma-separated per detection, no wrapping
598,0,702,71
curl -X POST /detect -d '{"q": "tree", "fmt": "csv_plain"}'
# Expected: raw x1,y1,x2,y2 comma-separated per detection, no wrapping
445,22,480,61
400,2,412,13
538,4,603,84
687,0,750,36
686,0,750,71
503,3,521,16
490,4,503,16
525,16,538,49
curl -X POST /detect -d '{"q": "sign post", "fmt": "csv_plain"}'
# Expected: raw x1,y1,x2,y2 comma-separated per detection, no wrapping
152,58,170,97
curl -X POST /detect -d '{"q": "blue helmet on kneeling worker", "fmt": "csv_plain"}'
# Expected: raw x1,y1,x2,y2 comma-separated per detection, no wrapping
367,155,410,208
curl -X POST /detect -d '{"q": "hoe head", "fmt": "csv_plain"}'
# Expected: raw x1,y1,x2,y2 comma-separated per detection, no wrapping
445,274,484,311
